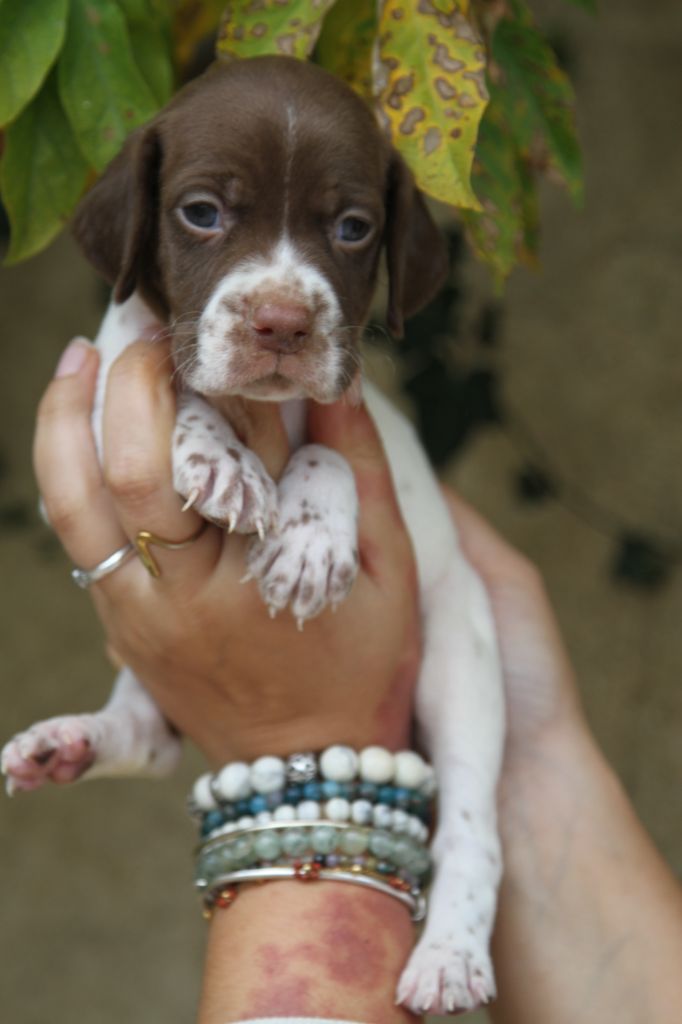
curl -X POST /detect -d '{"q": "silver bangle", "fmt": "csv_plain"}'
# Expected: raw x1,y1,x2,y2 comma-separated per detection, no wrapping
71,542,135,589
200,865,427,921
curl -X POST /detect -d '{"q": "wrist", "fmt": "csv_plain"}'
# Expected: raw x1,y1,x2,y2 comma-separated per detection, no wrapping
198,881,420,1024
497,714,617,859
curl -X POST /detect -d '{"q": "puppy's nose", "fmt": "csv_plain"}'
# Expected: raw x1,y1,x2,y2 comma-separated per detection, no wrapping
251,301,311,354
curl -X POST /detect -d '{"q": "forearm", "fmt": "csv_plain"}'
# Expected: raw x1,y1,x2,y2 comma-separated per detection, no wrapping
198,881,421,1024
491,723,682,1024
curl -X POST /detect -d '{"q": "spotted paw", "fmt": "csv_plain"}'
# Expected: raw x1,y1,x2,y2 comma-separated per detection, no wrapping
173,416,277,537
244,444,359,624
1,715,102,794
396,938,496,1015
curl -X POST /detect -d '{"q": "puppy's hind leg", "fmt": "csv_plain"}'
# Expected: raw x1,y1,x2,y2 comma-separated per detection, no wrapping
1,668,182,794
397,556,505,1015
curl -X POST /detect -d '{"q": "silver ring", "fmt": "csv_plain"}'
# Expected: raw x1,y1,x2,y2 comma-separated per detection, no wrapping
71,542,135,589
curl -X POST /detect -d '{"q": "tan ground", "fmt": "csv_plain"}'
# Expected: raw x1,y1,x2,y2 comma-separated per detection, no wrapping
0,1,680,1020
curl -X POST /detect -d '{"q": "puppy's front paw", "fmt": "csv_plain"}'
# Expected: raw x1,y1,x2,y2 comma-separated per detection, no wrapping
396,937,496,1015
245,445,359,625
246,515,358,625
174,428,277,537
1,715,101,794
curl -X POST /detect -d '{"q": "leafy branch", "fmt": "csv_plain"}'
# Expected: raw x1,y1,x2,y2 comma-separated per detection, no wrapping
0,0,592,276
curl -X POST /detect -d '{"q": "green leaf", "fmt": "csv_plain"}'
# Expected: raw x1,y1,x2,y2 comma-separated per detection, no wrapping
0,0,68,127
217,0,337,61
114,0,175,105
461,84,538,278
127,21,174,105
564,0,597,13
58,0,159,171
315,0,376,100
376,0,489,212
493,13,583,203
1,69,89,263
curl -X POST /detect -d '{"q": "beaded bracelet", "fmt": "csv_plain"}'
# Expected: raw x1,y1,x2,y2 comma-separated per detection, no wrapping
198,798,431,844
200,866,427,922
196,821,432,885
189,745,436,816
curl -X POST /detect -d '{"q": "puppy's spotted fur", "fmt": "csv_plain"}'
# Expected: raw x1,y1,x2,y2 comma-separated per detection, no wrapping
2,57,505,1015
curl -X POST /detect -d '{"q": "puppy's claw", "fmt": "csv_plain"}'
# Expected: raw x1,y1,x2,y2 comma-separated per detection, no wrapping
255,518,265,542
240,571,254,584
182,488,201,512
227,513,237,534
268,605,278,619
296,617,304,632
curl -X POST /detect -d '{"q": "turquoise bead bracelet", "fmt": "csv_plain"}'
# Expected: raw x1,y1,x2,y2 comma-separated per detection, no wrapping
195,781,432,835
195,821,432,890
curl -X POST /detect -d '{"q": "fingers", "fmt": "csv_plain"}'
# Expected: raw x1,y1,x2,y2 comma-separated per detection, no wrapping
102,340,220,583
34,339,130,572
307,399,414,580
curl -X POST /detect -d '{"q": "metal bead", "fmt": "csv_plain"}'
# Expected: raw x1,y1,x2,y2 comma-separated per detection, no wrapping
285,752,317,784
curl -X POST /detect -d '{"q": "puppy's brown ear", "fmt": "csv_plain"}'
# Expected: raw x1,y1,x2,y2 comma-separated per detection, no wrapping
385,152,449,338
72,124,166,315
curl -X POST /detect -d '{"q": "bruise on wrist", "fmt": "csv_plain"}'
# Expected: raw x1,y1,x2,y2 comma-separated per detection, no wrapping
199,880,422,1024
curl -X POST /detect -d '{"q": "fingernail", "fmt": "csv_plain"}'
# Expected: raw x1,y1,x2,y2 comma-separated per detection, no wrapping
54,338,92,379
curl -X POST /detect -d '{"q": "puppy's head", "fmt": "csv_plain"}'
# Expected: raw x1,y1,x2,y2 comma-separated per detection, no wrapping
74,56,448,403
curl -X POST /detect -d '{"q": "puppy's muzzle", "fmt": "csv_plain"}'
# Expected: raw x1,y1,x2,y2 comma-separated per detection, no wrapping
250,300,312,355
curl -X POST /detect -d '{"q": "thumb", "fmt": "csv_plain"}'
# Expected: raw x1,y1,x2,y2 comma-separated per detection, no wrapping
306,399,413,576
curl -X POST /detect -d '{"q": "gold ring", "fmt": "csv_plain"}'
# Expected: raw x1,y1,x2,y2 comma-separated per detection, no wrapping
134,521,208,578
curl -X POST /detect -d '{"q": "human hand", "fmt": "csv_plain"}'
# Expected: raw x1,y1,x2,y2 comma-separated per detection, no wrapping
34,337,421,767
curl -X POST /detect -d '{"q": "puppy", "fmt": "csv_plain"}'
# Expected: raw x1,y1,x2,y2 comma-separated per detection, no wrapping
2,57,505,1014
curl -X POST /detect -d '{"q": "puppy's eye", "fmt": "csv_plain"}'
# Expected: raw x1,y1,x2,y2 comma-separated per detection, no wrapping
336,215,373,246
181,202,221,230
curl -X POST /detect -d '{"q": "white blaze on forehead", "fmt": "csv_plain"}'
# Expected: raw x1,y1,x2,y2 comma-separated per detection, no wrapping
188,237,343,397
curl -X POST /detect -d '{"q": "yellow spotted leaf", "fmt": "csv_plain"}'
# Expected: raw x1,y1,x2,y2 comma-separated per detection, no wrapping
376,0,488,211
217,0,337,61
461,84,539,280
315,0,376,101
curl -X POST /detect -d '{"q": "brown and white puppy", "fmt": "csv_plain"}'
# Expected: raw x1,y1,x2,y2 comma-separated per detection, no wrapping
2,57,505,1015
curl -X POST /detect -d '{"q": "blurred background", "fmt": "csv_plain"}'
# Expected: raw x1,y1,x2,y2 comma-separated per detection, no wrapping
1,1,680,1021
